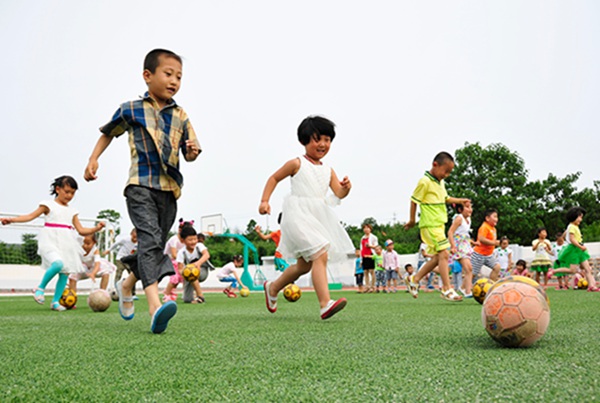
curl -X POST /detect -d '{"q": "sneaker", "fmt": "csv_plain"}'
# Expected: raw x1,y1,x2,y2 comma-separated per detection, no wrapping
263,281,277,313
320,298,347,320
463,293,473,298
441,288,463,302
51,302,66,312
150,301,177,334
405,274,419,298
33,288,45,305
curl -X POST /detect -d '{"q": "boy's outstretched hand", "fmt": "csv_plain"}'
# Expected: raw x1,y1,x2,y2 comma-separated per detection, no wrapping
84,159,99,182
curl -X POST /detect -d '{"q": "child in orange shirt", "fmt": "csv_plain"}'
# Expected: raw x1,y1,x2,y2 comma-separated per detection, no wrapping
470,209,501,282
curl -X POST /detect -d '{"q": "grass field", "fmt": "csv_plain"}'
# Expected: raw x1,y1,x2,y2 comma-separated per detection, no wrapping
1,288,599,402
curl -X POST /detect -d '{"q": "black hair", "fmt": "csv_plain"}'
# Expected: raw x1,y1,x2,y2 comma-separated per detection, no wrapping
178,218,195,228
50,175,78,196
197,233,206,242
484,208,498,218
180,225,197,239
515,259,527,268
297,116,336,145
455,203,464,214
144,49,182,73
536,227,546,237
433,152,454,165
404,263,413,269
566,206,586,223
554,232,564,239
233,254,243,262
500,236,509,242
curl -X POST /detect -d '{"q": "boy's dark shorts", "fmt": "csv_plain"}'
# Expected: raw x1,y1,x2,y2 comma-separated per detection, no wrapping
355,273,364,286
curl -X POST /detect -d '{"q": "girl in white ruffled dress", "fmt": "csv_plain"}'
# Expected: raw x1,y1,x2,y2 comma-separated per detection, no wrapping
259,116,354,320
1,176,105,311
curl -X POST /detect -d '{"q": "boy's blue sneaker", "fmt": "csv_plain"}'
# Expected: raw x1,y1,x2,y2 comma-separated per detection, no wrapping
151,301,177,334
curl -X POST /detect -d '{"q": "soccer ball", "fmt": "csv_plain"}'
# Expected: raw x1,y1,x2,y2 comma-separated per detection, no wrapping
577,277,589,290
240,287,250,297
472,278,495,304
182,264,200,282
489,275,549,305
87,289,112,312
110,289,119,301
59,288,77,309
283,283,302,302
482,281,550,348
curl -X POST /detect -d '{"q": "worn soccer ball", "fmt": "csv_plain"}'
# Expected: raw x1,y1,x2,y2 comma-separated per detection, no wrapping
87,289,112,312
110,289,119,301
577,277,589,290
472,278,495,304
182,264,200,282
489,275,549,305
59,288,77,309
239,287,250,297
482,281,550,348
283,283,302,302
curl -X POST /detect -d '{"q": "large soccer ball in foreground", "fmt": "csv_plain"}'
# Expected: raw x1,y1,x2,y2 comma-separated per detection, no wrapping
472,278,494,304
283,284,302,302
482,282,550,348
182,264,200,282
59,288,77,309
88,289,112,312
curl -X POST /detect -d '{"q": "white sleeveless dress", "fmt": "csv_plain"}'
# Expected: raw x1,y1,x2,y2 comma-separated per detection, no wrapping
37,200,84,273
278,157,354,263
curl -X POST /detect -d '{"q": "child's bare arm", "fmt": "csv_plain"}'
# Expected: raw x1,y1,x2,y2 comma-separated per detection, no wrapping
446,197,470,206
84,134,114,182
1,205,48,225
195,249,210,267
330,169,351,199
404,201,417,230
73,216,105,236
259,159,299,215
478,235,499,246
447,215,462,252
254,226,271,241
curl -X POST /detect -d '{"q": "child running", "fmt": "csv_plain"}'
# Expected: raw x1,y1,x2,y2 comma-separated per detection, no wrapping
1,176,105,311
404,152,470,302
69,233,116,295
551,207,599,292
531,227,553,287
84,48,201,333
471,209,502,282
259,115,354,319
447,202,474,297
255,215,289,272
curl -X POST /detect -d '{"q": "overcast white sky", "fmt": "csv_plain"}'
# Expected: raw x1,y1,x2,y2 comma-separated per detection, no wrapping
1,1,599,238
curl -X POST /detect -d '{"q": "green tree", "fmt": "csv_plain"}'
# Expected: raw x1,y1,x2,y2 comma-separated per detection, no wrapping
96,209,121,251
22,233,41,265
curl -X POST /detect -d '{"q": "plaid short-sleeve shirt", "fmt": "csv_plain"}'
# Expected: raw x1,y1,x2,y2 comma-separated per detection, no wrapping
100,93,200,199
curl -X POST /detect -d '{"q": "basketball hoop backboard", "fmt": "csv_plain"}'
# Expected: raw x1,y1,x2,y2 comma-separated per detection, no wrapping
200,214,224,235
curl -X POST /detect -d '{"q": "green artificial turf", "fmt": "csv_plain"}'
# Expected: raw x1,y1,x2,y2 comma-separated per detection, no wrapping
0,288,599,402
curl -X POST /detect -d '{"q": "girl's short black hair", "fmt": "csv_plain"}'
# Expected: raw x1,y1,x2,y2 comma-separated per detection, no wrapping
454,203,464,214
515,259,527,268
297,116,336,145
536,227,546,237
180,225,197,239
50,175,78,195
144,49,182,73
566,206,586,223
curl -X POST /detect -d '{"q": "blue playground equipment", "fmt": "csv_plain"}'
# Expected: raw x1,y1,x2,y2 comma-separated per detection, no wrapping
216,233,265,291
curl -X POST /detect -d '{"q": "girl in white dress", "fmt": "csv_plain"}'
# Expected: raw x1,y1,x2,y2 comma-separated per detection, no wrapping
1,176,105,311
259,116,354,320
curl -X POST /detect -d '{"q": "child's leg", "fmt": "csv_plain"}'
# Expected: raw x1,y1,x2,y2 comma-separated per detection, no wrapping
121,273,138,312
490,264,501,282
163,282,175,296
269,258,312,297
100,274,109,290
460,258,473,294
581,261,597,288
68,277,77,293
436,249,452,292
414,255,439,283
535,271,540,284
309,252,332,309
542,267,549,286
38,260,63,290
51,273,68,305
192,280,204,298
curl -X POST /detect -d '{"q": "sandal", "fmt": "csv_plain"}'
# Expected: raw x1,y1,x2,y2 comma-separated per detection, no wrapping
587,286,600,292
117,279,134,320
33,288,45,304
51,302,66,311
441,288,463,302
192,296,205,304
263,281,277,313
